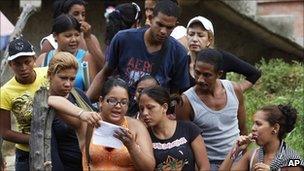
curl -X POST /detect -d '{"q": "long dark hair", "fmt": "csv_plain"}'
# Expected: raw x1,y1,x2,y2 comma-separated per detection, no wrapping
260,104,297,140
105,2,142,45
101,77,130,100
53,0,87,19
52,14,81,34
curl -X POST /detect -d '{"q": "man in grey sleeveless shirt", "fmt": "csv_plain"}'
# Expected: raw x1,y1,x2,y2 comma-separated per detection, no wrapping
176,49,247,171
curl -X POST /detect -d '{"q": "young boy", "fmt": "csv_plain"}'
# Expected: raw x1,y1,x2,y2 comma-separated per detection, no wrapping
0,37,48,171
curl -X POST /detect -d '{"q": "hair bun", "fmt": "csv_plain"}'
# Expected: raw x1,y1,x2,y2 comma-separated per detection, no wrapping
278,104,297,133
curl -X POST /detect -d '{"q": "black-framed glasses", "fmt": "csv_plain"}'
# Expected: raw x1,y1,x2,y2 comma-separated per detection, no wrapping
132,2,141,21
106,97,129,107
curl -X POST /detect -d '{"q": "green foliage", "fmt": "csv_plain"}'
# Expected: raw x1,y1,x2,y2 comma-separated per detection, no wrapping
227,58,304,157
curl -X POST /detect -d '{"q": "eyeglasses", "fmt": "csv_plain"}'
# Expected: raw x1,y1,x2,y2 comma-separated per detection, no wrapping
132,2,141,21
106,97,129,107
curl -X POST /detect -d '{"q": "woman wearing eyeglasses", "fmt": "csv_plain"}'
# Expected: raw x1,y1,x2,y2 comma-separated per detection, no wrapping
49,77,155,170
104,2,142,61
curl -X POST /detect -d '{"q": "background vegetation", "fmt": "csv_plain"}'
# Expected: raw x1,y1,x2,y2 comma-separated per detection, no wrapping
228,58,304,157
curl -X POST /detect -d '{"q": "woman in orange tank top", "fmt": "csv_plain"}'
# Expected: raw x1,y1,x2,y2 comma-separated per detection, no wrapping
49,77,155,171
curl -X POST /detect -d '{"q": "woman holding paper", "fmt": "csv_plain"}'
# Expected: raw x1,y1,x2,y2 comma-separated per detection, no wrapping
49,77,155,170
138,87,210,171
36,14,98,91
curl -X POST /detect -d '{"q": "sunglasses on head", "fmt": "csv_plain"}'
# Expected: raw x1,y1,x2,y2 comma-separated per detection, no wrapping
131,2,141,21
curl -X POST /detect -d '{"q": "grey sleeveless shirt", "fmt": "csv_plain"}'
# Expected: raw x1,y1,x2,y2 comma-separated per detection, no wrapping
183,80,240,161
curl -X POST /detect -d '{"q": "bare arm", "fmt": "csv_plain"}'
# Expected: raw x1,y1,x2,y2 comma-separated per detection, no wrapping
35,53,47,67
83,53,98,82
219,146,251,171
233,82,247,135
0,109,29,144
115,118,155,171
81,21,105,70
239,80,253,92
219,135,253,171
191,135,210,170
48,96,102,128
86,62,113,102
175,94,193,121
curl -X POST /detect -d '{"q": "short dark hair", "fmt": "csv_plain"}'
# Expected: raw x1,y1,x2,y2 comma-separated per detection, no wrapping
134,75,159,88
53,0,87,19
52,14,81,34
153,0,181,18
196,49,223,72
101,77,130,100
260,104,297,140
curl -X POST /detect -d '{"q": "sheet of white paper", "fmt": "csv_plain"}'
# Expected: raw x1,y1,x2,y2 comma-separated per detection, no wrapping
92,121,124,149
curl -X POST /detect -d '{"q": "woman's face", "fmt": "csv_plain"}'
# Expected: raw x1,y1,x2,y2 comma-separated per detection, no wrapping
187,24,211,52
251,111,276,146
135,79,158,101
49,68,77,97
68,4,86,23
145,0,156,23
55,29,80,54
139,94,167,127
100,86,129,125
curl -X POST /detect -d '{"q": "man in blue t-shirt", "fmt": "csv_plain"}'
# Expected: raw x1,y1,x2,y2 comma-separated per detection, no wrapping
87,0,190,101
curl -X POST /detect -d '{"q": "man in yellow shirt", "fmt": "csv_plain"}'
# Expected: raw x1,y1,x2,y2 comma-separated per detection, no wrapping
0,37,48,171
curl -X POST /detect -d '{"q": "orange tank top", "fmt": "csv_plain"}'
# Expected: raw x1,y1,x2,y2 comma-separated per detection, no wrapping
82,118,135,171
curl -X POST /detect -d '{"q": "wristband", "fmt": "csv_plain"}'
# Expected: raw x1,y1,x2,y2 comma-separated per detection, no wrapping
77,110,85,119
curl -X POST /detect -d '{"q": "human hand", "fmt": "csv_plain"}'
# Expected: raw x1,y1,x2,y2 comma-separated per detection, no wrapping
114,128,135,148
79,111,102,127
231,134,254,159
236,133,254,151
80,21,91,38
253,162,270,171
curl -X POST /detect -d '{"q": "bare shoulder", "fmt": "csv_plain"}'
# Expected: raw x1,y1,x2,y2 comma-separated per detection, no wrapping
91,34,99,42
126,116,147,132
231,81,243,96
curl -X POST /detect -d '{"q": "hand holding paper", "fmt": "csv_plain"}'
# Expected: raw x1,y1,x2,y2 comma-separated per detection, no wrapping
92,121,125,149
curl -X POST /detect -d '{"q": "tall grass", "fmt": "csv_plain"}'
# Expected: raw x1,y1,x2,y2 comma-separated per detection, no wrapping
227,58,304,157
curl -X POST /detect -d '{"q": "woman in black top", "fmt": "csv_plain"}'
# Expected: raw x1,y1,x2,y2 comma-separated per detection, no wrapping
138,87,210,171
48,51,95,170
186,16,261,91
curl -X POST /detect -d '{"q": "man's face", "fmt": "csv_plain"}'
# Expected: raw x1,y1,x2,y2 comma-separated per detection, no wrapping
9,56,36,83
150,12,177,43
194,61,220,91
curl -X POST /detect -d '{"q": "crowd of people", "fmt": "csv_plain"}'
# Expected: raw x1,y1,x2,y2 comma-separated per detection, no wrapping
0,0,303,171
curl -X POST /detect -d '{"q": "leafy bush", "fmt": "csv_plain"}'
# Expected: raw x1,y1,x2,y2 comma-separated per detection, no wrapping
227,58,304,157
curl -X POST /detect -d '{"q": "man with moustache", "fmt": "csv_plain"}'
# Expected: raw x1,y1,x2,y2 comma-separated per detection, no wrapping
176,49,247,171
87,0,189,101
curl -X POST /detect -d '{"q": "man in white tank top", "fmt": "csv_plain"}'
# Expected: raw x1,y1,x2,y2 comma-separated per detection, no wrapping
176,49,247,171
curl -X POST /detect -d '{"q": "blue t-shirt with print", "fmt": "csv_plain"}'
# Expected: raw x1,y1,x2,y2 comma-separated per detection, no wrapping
108,28,190,94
